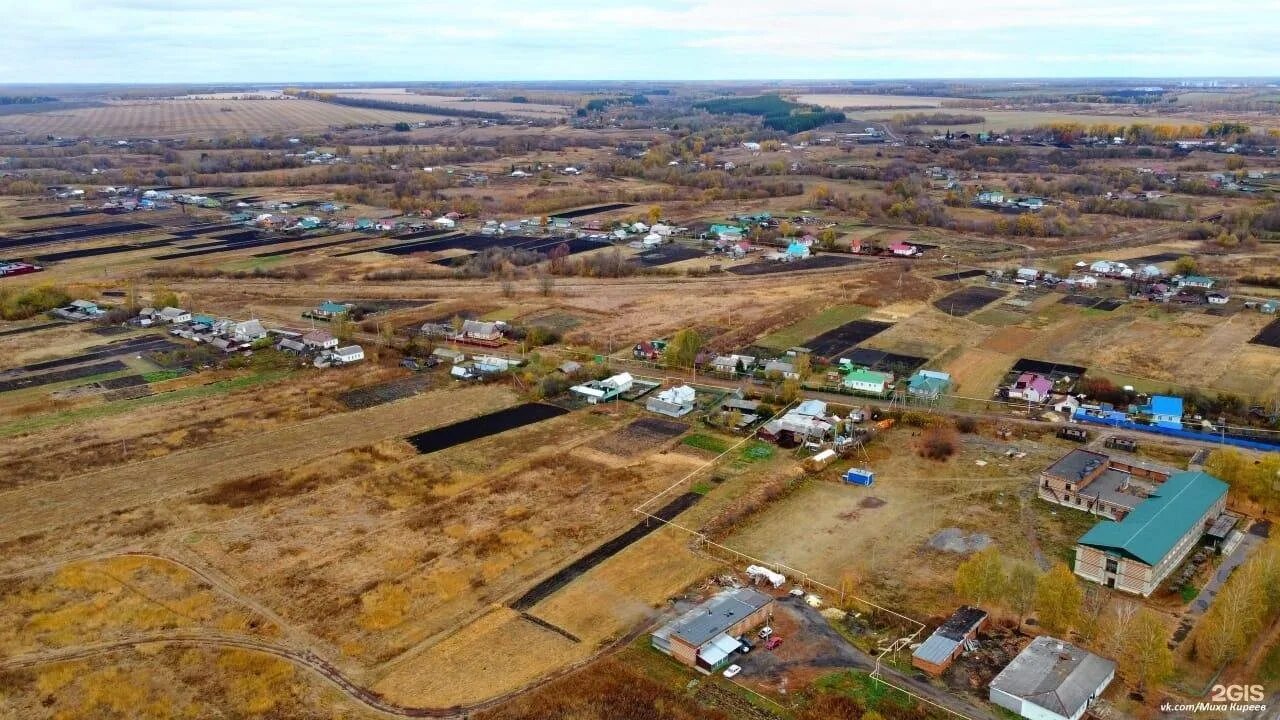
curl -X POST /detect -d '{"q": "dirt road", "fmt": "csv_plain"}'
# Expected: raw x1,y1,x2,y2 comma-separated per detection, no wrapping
0,384,517,543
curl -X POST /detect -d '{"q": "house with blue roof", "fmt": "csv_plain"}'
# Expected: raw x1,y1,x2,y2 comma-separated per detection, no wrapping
1138,395,1183,429
1074,470,1227,596
785,240,810,260
907,370,951,401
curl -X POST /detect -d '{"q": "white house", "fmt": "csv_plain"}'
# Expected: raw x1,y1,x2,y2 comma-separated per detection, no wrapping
433,217,456,229
332,345,365,364
642,232,664,247
570,372,634,403
989,637,1115,720
158,306,191,324
1207,292,1230,305
231,319,267,343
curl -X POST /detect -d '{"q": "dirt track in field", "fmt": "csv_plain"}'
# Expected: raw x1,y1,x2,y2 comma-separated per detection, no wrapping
0,384,517,543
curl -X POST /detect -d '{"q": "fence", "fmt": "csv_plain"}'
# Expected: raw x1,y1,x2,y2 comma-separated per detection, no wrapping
1072,412,1280,452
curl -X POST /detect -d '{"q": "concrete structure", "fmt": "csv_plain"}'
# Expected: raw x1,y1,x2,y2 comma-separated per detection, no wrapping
651,589,772,673
1038,449,1171,520
989,636,1115,720
1074,470,1227,595
912,606,989,676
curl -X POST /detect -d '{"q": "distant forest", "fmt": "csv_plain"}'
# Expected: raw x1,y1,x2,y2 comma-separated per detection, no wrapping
0,96,59,105
694,94,846,133
295,91,506,121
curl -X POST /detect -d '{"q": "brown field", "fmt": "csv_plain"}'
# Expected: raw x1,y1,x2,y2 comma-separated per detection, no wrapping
0,99,441,137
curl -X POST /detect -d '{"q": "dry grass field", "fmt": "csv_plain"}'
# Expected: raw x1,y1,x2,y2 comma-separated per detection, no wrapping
725,428,1070,616
0,99,440,137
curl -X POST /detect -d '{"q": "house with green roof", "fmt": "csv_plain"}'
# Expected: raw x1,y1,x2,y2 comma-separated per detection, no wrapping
843,367,894,397
1074,470,1227,596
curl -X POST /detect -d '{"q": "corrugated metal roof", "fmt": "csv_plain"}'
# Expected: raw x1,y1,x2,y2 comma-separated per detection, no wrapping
913,634,960,666
1078,470,1226,565
990,637,1115,718
653,588,772,648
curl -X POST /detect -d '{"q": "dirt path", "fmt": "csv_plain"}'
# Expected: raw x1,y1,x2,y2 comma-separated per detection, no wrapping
0,384,517,543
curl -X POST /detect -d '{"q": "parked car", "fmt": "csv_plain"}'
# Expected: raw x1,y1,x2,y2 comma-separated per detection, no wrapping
723,664,742,679
765,636,783,651
736,636,752,653
758,626,773,640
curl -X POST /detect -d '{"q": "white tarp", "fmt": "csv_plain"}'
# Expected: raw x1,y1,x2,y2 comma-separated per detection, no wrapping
746,565,786,588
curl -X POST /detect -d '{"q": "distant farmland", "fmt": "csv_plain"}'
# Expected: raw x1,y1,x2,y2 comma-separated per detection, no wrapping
0,98,445,137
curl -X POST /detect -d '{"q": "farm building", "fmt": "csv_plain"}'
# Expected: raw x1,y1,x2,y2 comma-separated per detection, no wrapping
647,385,696,417
651,588,772,673
843,367,893,396
989,636,1114,720
1038,449,1172,520
1074,470,1227,596
907,370,951,401
912,606,988,676
570,372,634,404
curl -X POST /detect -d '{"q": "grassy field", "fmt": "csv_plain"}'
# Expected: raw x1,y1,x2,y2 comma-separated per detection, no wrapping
0,98,440,137
755,304,870,350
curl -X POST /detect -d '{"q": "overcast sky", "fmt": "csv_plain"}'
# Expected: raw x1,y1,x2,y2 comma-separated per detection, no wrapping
4,0,1279,83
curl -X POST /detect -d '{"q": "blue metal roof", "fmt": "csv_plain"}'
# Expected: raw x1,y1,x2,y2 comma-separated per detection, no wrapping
1149,395,1183,417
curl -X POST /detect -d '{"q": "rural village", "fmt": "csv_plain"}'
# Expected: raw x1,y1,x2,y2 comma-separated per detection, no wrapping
1,78,1280,720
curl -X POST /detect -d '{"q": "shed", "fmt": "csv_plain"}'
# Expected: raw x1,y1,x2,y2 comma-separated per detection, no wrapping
912,606,989,676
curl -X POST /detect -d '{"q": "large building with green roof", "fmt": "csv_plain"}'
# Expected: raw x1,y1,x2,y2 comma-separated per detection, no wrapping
1073,470,1227,596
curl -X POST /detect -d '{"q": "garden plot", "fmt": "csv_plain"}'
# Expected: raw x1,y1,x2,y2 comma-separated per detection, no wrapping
726,254,859,276
801,319,894,359
591,417,689,457
934,269,986,282
933,286,1006,317
1250,319,1280,348
405,403,569,453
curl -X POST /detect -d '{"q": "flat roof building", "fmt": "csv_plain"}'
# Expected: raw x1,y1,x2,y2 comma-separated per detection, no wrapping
989,636,1115,720
651,588,773,673
1038,448,1171,520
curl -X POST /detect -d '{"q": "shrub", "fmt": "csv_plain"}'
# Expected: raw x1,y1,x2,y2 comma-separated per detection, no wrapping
955,416,978,434
918,426,958,461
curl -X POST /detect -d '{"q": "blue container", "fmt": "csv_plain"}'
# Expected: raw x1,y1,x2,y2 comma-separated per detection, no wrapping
844,468,874,486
